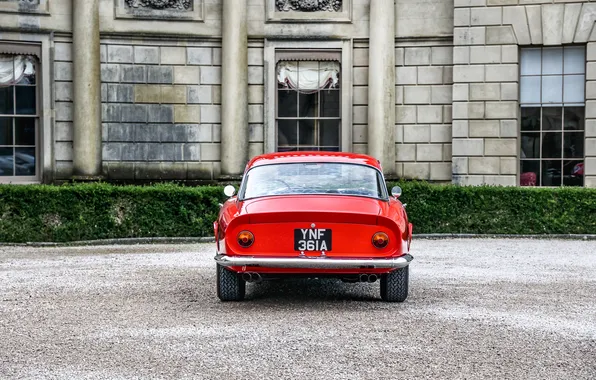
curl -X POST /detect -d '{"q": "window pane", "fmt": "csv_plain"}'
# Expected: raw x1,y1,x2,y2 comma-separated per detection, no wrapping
298,119,315,145
564,107,584,130
521,48,541,75
563,132,584,158
542,132,562,158
278,89,297,117
542,160,562,186
298,93,318,117
521,107,541,131
563,160,584,186
520,161,540,186
564,47,585,74
277,119,297,147
15,86,36,115
563,75,584,104
520,76,541,104
521,133,540,158
321,90,340,117
0,147,14,176
541,76,562,104
0,117,12,145
0,86,14,114
15,117,35,146
542,48,563,75
542,107,562,131
15,147,35,176
319,120,340,149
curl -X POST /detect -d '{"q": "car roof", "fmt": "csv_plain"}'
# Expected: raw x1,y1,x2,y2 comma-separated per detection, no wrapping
245,151,383,171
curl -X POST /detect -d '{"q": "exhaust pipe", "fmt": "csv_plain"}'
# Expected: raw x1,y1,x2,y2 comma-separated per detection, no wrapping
358,274,378,283
241,272,262,283
359,274,369,282
368,274,378,283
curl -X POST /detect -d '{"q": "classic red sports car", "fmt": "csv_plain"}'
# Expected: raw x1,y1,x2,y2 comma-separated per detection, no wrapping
214,151,414,302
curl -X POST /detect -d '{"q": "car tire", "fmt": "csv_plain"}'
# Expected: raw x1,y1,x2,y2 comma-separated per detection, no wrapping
217,265,246,301
380,266,409,302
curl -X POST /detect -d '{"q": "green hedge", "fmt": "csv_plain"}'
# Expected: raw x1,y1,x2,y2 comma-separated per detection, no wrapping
0,181,595,243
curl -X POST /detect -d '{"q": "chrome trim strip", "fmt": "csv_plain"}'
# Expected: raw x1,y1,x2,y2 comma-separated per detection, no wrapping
214,254,413,269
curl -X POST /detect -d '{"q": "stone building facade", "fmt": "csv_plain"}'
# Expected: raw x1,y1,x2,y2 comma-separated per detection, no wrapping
0,0,594,187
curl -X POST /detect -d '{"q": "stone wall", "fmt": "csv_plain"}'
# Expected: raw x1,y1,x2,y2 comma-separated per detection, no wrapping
395,43,453,181
54,40,75,179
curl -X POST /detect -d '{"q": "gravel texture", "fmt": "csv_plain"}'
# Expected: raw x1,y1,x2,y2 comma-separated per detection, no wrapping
0,239,595,379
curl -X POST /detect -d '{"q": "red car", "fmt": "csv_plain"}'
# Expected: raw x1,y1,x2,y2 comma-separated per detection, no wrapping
214,151,414,302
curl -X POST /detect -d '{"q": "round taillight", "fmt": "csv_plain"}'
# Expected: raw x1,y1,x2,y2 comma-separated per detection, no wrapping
372,232,389,249
237,231,254,248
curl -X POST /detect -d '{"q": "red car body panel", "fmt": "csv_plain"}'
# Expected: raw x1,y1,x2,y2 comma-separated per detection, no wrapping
214,152,413,275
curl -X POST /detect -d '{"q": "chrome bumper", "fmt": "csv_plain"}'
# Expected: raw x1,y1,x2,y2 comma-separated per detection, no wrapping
214,254,413,269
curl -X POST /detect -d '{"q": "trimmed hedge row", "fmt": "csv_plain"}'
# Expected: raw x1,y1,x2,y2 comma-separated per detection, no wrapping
0,181,595,243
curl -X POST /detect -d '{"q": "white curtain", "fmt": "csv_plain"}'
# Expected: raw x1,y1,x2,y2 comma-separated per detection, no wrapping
0,55,35,85
277,61,340,94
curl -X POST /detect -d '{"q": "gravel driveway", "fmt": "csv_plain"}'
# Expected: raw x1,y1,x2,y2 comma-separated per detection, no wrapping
0,239,595,380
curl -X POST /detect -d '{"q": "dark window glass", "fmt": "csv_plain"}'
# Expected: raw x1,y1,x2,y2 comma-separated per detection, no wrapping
0,86,14,114
521,107,540,131
521,132,540,158
278,89,297,117
298,93,318,118
15,117,35,146
0,117,12,145
542,160,562,186
298,119,315,145
277,119,297,147
564,107,584,130
321,90,340,117
15,86,36,115
15,147,35,176
0,147,14,176
563,160,584,186
542,132,562,158
542,107,562,130
520,160,540,186
563,132,584,158
319,119,340,148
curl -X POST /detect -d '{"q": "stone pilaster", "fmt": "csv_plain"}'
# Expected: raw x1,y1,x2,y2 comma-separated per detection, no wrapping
220,0,249,177
367,0,396,175
72,0,102,178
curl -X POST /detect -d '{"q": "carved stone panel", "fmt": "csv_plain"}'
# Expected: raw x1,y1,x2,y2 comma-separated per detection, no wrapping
115,0,203,21
0,0,49,15
275,0,342,12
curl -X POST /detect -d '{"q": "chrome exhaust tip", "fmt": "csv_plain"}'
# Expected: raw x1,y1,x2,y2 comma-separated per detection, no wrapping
242,272,262,283
359,274,369,282
368,274,378,283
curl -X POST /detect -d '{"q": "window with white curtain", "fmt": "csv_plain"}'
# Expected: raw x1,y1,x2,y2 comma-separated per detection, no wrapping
519,46,585,187
276,60,341,152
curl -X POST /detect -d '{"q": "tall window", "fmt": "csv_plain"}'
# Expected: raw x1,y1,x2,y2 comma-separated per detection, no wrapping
0,54,38,179
276,60,341,152
519,47,585,187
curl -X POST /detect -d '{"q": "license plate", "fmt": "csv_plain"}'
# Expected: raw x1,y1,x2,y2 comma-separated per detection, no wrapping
294,228,332,251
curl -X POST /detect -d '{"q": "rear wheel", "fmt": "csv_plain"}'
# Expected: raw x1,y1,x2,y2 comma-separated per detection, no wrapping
217,265,246,301
380,266,409,302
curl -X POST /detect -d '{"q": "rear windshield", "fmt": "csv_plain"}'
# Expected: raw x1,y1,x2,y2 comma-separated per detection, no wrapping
240,162,387,200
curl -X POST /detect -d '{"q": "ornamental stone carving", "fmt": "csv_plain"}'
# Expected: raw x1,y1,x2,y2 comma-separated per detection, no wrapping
125,0,192,10
275,0,342,12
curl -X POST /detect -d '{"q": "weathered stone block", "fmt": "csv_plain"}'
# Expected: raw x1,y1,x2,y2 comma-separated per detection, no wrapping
121,65,146,83
526,6,543,44
174,66,200,84
107,124,135,142
563,3,582,44
353,67,369,85
396,106,417,124
500,157,517,175
453,47,470,64
452,120,469,137
248,66,264,85
396,67,417,85
500,83,518,101
55,42,72,62
353,125,367,143
161,85,187,104
586,120,596,137
453,102,484,119
417,106,443,123
586,158,596,176
353,106,368,124
55,102,73,122
148,66,173,84
470,83,500,101
248,85,264,105
542,4,564,46
452,157,468,174
134,163,187,180
185,124,211,142
121,104,148,123
54,141,73,161
443,105,452,123
470,46,500,64
353,48,368,67
485,102,517,119
405,47,431,66
200,105,221,123
108,84,134,103
200,67,222,85
485,64,518,82
454,27,486,46
395,125,402,143
212,48,221,65
248,48,264,66
404,124,431,143
469,120,500,137
249,142,264,159
452,84,469,101
431,85,452,104
484,175,516,186
187,47,212,65
443,144,452,161
160,46,186,65
471,7,502,26
431,124,451,143
184,143,202,161
503,6,531,45
418,67,443,85
105,162,135,180
188,85,212,104
187,162,214,180
454,8,470,27
417,144,443,161
353,86,368,105
430,163,452,181
174,105,200,123
55,122,73,141
103,143,123,161
55,82,72,102
107,45,133,63
134,85,161,103
249,105,264,123
102,104,121,123
431,47,453,65
404,86,431,104
453,65,484,83
396,144,416,161
452,138,484,156
485,138,517,156
486,26,517,45
134,46,159,64
249,124,264,142
403,163,430,180
135,124,161,142
148,105,174,123
55,62,73,81
501,45,518,63
585,138,596,156
470,157,499,176
201,143,221,161
500,120,517,137
160,125,189,142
